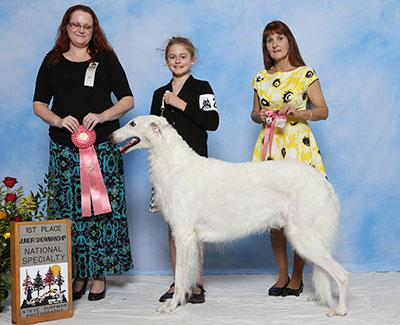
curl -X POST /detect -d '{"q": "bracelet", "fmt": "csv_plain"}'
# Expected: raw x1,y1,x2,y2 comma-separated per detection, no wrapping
309,110,312,121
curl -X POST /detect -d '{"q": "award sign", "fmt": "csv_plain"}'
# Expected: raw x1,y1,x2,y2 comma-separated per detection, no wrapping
11,219,72,324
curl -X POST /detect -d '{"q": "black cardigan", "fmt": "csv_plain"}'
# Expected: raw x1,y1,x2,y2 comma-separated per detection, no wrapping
150,75,219,157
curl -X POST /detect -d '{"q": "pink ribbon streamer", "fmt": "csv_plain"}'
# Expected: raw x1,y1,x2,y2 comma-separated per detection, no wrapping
71,126,112,217
262,110,286,161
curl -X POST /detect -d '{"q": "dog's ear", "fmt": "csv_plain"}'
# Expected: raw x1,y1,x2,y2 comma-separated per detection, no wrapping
150,122,162,136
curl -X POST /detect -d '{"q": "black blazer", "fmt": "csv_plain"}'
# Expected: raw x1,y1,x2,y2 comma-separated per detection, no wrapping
150,75,219,157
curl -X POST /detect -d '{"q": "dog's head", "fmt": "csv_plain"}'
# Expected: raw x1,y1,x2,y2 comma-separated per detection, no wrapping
109,115,169,154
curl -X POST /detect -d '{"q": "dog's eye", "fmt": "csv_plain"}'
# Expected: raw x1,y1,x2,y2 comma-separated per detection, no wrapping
130,121,136,127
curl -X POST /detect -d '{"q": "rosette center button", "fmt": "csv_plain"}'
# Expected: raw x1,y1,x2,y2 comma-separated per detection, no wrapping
79,133,89,141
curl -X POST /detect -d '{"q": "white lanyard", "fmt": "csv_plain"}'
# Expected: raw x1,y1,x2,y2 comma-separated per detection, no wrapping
160,90,170,116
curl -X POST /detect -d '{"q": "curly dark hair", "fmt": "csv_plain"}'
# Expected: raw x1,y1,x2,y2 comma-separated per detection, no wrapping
49,4,114,65
262,21,305,71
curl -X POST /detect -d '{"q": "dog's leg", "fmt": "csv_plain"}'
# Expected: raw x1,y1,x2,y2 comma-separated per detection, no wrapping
157,230,200,313
287,233,349,317
324,260,349,317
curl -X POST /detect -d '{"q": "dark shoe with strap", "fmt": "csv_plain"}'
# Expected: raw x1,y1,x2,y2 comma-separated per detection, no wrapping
88,278,106,301
281,280,303,297
159,282,175,302
268,277,290,296
188,284,206,304
73,278,89,301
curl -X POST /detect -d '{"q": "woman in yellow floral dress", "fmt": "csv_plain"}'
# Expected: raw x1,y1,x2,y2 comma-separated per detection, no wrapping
251,21,329,297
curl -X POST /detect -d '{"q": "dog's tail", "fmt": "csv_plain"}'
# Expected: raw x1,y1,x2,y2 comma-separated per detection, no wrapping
312,265,334,308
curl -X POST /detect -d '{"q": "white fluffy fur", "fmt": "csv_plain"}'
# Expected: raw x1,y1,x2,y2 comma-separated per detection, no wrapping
110,115,350,317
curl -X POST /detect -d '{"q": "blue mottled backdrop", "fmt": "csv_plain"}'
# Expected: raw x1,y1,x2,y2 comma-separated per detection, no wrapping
1,0,399,274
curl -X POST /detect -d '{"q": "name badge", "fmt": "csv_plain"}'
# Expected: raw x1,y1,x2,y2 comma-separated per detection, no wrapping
84,62,99,87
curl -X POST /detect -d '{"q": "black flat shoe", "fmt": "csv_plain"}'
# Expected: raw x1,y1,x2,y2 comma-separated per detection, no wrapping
281,280,303,297
159,282,175,302
88,278,106,301
268,277,290,296
189,284,206,304
73,278,89,301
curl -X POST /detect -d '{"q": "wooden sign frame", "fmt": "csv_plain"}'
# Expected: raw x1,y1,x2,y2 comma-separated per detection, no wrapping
10,219,73,324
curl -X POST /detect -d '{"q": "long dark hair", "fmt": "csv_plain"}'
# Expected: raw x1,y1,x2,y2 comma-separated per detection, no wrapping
49,4,114,65
262,21,305,70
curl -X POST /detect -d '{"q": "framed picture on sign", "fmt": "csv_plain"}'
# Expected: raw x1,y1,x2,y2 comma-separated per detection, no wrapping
10,219,72,324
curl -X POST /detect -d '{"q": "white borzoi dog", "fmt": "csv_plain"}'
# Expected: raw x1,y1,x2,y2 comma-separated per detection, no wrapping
110,115,349,317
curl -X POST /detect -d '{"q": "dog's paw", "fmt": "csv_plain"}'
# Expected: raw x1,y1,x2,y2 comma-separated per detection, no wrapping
327,307,347,317
156,302,178,313
307,294,317,302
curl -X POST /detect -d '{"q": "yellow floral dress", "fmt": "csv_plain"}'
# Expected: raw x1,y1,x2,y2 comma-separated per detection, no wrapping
252,66,326,175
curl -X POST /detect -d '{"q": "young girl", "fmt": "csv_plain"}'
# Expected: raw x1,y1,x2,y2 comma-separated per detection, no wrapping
150,37,219,303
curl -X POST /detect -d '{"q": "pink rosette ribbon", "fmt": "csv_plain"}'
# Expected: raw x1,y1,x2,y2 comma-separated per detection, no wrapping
262,110,287,161
71,126,112,217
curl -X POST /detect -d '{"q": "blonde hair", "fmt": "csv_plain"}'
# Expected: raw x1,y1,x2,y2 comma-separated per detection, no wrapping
163,36,198,60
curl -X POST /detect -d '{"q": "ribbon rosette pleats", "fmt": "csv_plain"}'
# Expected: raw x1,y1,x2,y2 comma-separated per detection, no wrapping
71,126,112,217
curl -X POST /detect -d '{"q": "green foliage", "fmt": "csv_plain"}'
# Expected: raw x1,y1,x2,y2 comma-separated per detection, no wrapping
0,173,55,302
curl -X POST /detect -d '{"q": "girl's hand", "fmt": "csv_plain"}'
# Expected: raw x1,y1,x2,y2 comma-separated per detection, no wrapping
164,91,187,111
57,115,80,133
83,113,105,131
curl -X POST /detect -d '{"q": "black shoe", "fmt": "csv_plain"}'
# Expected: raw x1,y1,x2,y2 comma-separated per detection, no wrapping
88,278,106,301
189,284,206,304
281,280,303,297
159,282,175,302
268,277,290,296
73,278,89,301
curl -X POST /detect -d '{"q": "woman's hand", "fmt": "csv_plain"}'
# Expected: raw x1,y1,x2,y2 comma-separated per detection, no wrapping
83,113,105,131
257,109,268,123
251,91,269,124
280,104,298,117
164,91,187,111
33,101,82,132
57,115,80,133
281,104,316,121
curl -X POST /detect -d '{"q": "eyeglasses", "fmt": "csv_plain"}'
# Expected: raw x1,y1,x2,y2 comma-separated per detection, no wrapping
68,22,93,31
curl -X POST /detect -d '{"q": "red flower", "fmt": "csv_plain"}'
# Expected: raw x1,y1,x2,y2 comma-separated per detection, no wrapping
5,193,17,202
2,177,18,188
13,216,21,222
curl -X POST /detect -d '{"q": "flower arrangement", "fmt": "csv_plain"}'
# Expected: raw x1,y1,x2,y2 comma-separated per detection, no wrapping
0,175,54,303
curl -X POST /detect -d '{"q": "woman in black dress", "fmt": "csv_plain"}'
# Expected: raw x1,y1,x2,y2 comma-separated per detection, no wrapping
33,4,134,301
